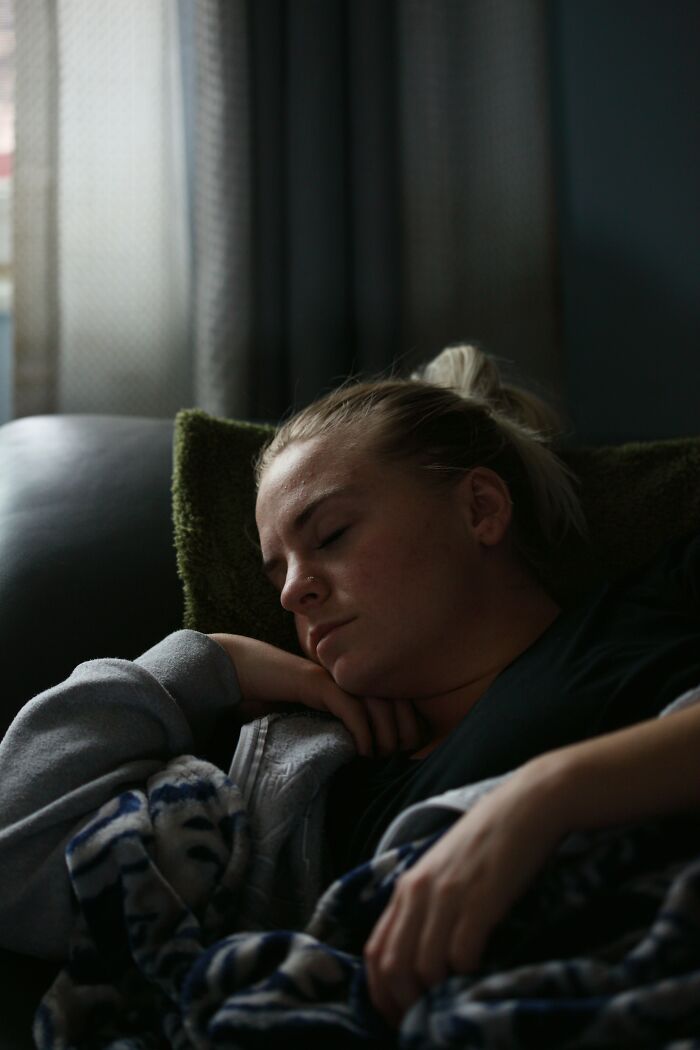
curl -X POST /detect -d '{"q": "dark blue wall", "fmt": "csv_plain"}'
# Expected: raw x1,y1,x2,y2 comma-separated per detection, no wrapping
550,0,700,443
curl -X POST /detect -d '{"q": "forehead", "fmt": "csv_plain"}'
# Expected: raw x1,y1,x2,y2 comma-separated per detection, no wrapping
255,435,373,530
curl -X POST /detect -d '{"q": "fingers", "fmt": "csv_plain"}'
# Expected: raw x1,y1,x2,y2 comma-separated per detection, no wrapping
363,760,565,1028
311,686,373,756
364,868,469,1028
364,883,428,1026
362,698,399,757
393,698,428,752
363,823,490,1027
415,880,462,987
361,698,428,757
323,692,374,757
310,676,429,759
447,911,490,976
324,694,423,759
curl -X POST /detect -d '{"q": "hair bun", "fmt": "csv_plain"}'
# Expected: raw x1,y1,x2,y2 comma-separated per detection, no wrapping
413,342,562,438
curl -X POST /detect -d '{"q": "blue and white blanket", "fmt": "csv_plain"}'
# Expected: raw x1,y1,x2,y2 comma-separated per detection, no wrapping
35,754,700,1049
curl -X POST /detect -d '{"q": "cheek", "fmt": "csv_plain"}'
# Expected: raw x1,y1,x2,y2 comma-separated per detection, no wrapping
399,516,457,575
350,530,436,602
341,511,466,610
383,526,471,614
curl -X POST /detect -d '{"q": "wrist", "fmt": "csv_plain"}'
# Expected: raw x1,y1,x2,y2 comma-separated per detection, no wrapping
515,749,583,840
208,633,267,702
208,632,320,706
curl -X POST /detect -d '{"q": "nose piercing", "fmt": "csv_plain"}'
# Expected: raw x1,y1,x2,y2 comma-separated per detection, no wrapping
306,575,317,583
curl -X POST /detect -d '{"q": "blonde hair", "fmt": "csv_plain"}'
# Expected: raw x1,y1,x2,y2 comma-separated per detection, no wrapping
256,344,585,573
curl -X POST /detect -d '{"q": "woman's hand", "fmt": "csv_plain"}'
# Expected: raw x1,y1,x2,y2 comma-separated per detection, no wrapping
363,755,569,1026
365,696,700,1025
209,633,427,757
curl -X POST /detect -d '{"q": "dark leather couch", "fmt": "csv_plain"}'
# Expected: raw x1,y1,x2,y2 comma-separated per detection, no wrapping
0,415,185,1049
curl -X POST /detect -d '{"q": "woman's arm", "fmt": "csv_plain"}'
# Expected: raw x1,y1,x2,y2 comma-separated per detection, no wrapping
539,692,700,829
0,627,424,959
210,633,427,758
364,694,700,1026
0,630,240,958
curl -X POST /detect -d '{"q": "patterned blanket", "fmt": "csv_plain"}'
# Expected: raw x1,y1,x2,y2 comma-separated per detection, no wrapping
34,755,700,1049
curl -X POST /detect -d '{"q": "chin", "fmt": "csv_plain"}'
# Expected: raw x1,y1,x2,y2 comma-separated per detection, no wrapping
327,655,403,700
325,655,372,696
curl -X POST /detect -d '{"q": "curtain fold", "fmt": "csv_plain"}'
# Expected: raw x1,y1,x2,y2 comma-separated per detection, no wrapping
13,0,59,416
191,0,561,422
192,0,253,418
397,0,560,385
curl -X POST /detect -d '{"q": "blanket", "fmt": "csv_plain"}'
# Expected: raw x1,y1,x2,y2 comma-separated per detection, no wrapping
35,755,700,1049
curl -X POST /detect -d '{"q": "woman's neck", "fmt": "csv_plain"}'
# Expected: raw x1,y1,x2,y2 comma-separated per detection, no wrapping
411,583,561,755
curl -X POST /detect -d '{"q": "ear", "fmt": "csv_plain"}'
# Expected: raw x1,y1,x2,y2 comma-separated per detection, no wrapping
457,468,513,547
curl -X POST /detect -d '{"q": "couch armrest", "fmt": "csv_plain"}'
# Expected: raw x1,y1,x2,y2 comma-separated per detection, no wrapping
0,415,184,738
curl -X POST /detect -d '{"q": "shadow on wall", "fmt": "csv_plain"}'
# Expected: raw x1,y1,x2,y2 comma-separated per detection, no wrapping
549,0,700,446
563,240,700,446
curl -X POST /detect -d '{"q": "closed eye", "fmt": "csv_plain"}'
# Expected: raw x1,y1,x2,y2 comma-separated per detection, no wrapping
317,526,347,550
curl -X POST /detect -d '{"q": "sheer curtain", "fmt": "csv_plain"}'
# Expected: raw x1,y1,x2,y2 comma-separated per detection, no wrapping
14,0,190,417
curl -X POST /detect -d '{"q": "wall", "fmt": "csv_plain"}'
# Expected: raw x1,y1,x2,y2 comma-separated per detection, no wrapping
550,0,700,444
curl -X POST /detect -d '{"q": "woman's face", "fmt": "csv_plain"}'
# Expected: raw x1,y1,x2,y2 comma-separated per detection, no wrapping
255,434,498,700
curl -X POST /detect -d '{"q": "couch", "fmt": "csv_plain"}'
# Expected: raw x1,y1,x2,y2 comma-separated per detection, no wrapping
2,412,700,1049
0,415,184,1050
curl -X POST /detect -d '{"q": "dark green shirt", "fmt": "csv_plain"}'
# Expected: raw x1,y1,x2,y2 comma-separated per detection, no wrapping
327,529,700,875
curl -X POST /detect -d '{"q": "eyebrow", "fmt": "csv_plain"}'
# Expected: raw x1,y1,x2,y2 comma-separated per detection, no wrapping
261,485,356,579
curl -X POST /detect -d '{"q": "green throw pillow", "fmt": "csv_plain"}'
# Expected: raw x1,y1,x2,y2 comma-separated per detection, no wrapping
172,410,299,652
172,408,700,650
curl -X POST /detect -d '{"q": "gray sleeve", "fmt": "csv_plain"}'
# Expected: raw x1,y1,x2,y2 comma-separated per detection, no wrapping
0,629,241,959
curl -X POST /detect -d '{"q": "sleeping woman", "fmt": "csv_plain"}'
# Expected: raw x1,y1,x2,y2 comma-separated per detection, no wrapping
2,342,700,1030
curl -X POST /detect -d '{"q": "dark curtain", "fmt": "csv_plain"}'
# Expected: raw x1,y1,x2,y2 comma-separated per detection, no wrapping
188,0,560,422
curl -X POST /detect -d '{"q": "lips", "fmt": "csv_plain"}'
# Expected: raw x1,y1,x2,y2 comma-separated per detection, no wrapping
308,618,354,655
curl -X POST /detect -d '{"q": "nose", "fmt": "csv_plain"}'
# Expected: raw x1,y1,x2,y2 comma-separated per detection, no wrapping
280,569,328,613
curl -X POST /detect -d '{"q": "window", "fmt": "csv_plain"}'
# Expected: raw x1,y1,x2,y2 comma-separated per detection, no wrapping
0,0,13,424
